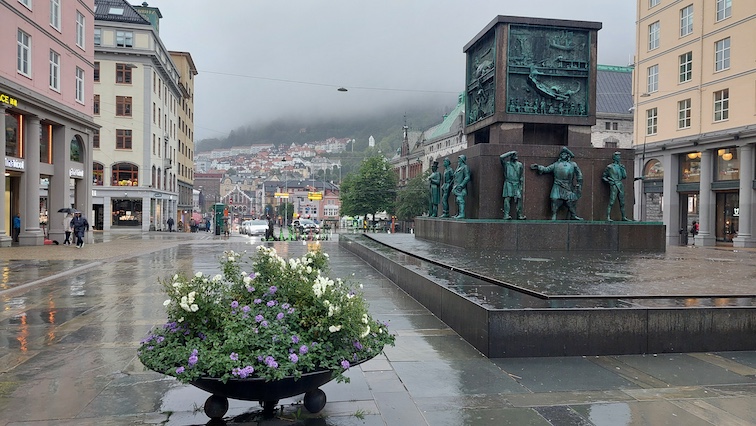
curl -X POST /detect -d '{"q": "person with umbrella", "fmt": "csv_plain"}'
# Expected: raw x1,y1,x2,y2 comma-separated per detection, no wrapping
62,212,73,245
70,211,89,248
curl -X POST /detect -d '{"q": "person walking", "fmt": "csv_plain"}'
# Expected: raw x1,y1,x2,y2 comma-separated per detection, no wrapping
12,213,20,243
167,217,174,232
62,212,73,245
70,211,89,248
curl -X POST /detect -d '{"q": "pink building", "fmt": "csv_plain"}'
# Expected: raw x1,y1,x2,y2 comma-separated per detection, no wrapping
0,0,97,246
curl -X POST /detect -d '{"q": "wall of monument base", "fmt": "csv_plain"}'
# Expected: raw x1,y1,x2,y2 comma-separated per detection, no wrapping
341,235,756,357
414,217,666,252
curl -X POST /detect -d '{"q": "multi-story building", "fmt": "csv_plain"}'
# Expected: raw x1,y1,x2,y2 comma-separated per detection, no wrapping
1,0,97,246
92,0,183,231
169,51,197,228
633,0,755,247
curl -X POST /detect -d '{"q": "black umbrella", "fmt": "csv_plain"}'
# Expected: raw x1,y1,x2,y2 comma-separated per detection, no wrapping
57,208,74,214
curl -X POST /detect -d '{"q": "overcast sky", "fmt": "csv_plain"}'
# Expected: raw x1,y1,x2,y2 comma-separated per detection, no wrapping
150,0,637,141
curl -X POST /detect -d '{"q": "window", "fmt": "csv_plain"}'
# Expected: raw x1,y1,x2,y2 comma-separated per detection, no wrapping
19,0,31,9
75,67,84,103
49,50,60,91
646,107,658,135
649,0,660,7
715,38,730,71
17,30,31,76
116,96,132,116
714,89,729,122
680,153,701,183
50,0,60,30
70,137,82,162
93,94,99,115
604,122,618,131
40,123,52,163
93,61,100,82
678,99,691,129
116,63,132,84
109,6,124,15
680,5,693,37
648,21,660,51
115,31,133,47
679,52,692,83
92,130,100,149
116,129,132,149
647,64,658,93
93,162,104,184
94,28,101,46
75,12,85,49
716,0,731,21
715,148,738,181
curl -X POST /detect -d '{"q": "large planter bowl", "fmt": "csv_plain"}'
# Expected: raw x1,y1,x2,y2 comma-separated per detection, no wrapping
191,368,335,419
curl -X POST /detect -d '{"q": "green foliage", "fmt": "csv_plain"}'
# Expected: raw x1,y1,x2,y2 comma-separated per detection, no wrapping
395,171,430,221
138,247,395,384
340,155,398,219
275,202,294,222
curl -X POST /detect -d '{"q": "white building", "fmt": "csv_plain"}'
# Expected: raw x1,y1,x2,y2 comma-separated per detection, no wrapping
92,0,182,231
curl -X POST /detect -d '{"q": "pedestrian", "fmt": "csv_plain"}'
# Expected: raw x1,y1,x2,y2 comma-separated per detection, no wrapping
12,213,20,243
178,220,183,232
62,212,73,245
690,220,699,245
167,217,174,232
70,211,89,248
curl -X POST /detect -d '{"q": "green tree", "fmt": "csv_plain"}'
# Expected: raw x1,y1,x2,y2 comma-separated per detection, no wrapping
395,171,430,221
340,155,397,222
275,202,295,225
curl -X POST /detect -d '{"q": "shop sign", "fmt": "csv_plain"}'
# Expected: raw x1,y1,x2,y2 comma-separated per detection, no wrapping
0,93,18,107
154,193,162,198
69,168,84,177
733,207,739,217
5,157,24,170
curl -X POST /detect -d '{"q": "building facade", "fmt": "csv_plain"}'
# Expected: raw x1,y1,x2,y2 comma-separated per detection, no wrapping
92,0,182,231
633,0,755,247
1,0,98,247
169,51,197,229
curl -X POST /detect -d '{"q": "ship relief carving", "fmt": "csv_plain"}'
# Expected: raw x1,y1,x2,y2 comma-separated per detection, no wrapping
466,33,495,125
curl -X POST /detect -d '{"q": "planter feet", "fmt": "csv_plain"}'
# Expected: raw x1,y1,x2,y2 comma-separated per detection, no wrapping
261,399,279,418
204,394,229,419
304,388,327,413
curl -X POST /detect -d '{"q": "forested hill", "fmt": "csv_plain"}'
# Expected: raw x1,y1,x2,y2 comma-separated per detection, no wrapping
196,101,458,155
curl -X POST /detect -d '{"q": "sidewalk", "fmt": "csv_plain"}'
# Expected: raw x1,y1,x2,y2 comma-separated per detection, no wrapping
0,232,754,425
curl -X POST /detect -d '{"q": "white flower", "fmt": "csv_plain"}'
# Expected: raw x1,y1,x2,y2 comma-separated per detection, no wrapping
177,317,184,323
212,274,223,282
306,266,312,274
362,314,369,324
195,272,203,278
347,293,355,299
359,283,364,289
188,291,196,300
360,325,371,338
324,253,329,258
228,256,235,262
172,282,181,288
328,325,342,333
163,299,171,306
172,274,179,281
243,276,252,284
190,304,199,312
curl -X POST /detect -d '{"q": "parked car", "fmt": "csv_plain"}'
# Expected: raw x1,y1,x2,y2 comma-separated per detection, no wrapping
245,219,269,237
239,220,250,235
293,218,320,234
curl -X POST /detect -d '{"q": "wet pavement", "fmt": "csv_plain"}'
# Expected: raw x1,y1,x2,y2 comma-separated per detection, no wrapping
0,230,754,425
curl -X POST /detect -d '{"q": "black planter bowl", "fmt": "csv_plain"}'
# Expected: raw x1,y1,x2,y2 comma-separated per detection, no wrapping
191,368,334,419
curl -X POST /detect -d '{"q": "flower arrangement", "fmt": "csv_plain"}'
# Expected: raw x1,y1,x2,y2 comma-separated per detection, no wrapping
138,246,394,384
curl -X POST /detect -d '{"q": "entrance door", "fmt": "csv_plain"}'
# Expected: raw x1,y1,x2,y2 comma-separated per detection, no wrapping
715,192,739,242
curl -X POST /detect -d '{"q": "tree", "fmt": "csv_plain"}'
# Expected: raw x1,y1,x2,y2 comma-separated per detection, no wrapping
275,202,294,225
395,171,430,221
340,155,397,222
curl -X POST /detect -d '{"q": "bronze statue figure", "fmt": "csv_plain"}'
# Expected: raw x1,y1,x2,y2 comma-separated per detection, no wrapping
440,157,453,217
499,151,526,220
602,151,629,221
428,161,441,217
452,155,471,219
530,146,583,220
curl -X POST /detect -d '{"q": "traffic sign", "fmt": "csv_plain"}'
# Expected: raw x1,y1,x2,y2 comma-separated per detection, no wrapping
308,192,322,200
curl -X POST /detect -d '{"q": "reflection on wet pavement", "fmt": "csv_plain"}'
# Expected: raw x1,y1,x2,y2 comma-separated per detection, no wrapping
0,236,753,425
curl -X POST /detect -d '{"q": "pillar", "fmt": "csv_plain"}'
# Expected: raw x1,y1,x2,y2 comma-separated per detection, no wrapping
660,152,680,245
696,149,716,246
19,116,43,246
48,124,69,244
0,106,10,247
733,143,755,247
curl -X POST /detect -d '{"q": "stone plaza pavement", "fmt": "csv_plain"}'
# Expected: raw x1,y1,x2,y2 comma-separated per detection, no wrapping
0,230,754,425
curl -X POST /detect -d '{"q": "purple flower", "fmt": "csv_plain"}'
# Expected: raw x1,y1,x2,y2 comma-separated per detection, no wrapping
353,341,363,350
188,349,199,366
341,360,350,370
257,355,264,362
156,336,165,343
254,298,262,304
264,356,278,369
242,305,251,314
266,300,277,307
261,320,269,327
299,345,308,354
231,300,239,309
255,314,264,323
176,366,185,374
288,308,295,314
291,335,300,344
230,352,239,361
282,303,290,310
198,332,207,341
232,365,255,378
269,286,277,294
289,353,299,363
276,312,284,320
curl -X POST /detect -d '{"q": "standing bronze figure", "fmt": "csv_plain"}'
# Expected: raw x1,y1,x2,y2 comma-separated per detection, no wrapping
530,147,583,220
440,158,454,218
428,161,441,217
452,155,471,219
602,151,629,221
499,151,526,220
